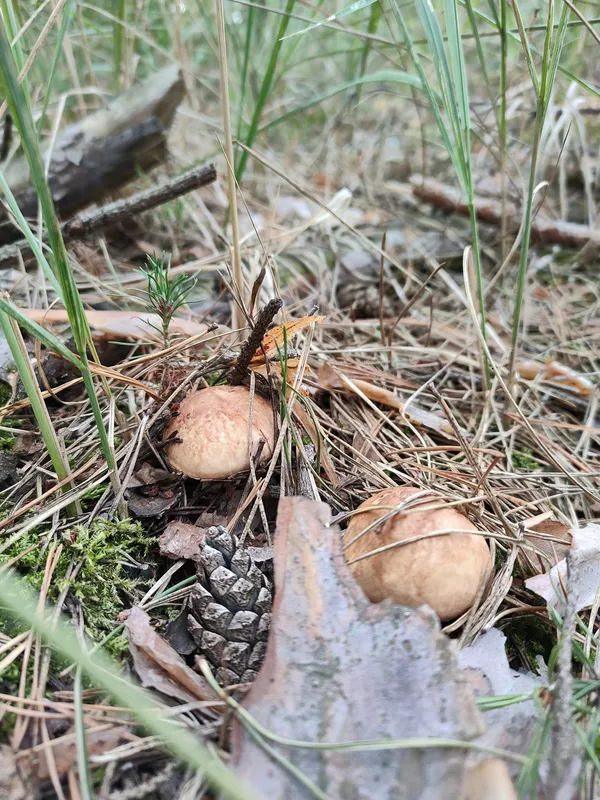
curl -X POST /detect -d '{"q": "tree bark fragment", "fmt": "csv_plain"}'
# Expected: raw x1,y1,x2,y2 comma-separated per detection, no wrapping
0,64,185,244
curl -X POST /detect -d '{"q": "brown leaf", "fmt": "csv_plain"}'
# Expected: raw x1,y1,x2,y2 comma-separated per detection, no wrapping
20,308,226,343
317,363,458,438
159,521,207,561
516,358,594,397
249,315,324,363
17,728,128,783
232,498,483,799
125,606,217,703
465,760,517,800
522,515,572,568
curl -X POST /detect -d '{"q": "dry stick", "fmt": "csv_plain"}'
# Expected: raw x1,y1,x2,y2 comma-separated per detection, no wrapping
387,261,446,347
411,175,600,250
0,163,217,267
546,553,580,797
214,0,245,334
227,298,283,386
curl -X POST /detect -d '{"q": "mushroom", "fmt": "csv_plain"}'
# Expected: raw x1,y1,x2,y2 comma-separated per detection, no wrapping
343,486,490,621
163,385,275,480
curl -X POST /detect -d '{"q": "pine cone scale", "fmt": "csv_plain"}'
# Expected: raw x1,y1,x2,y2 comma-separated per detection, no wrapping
187,526,273,686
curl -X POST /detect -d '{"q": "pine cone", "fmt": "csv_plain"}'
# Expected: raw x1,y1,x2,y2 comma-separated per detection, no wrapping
187,526,272,686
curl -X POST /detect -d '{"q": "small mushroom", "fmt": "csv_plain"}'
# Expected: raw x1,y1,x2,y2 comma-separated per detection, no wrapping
163,385,274,480
343,486,490,621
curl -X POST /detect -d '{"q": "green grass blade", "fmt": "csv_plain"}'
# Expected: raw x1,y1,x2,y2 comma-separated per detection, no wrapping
280,0,378,41
389,0,488,378
464,2,597,97
0,0,24,69
114,0,126,91
38,0,77,134
0,296,82,369
0,310,77,513
235,0,296,184
353,0,382,106
236,3,255,141
0,171,61,297
507,1,571,384
258,70,424,134
0,568,264,800
388,1,459,176
74,666,94,800
0,19,117,480
463,0,494,121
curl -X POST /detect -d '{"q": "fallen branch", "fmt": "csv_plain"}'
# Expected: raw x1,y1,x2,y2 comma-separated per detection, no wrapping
0,163,216,267
0,64,185,244
410,175,600,250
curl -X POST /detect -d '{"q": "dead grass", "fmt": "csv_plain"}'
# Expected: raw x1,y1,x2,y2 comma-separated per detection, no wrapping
1,1,600,796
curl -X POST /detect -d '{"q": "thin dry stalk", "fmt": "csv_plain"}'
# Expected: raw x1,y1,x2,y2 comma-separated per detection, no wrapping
214,0,245,334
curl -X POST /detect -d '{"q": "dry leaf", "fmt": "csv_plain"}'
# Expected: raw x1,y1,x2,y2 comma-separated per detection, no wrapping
232,497,483,799
249,356,310,387
465,760,518,800
317,363,457,438
517,358,594,397
159,521,207,561
21,308,225,342
525,523,600,612
522,515,572,567
249,315,324,362
125,606,217,703
458,628,541,772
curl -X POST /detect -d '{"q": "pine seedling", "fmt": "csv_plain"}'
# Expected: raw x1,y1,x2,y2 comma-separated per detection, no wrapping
142,253,196,348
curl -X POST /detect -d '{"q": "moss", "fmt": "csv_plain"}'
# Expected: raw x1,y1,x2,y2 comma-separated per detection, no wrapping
513,447,541,471
503,615,555,674
0,518,153,651
81,482,109,502
0,382,12,406
0,415,25,451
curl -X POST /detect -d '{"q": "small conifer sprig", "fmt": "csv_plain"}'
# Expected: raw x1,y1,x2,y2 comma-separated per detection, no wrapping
142,252,196,347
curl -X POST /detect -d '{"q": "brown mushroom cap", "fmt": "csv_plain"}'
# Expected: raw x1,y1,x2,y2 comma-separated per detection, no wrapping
343,486,490,621
163,385,275,480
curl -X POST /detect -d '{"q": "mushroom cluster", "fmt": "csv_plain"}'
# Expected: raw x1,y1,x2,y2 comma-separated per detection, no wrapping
163,385,275,480
343,486,490,621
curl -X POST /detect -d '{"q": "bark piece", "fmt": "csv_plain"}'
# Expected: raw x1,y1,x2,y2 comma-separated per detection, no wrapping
20,309,220,342
232,497,484,800
159,521,207,562
1,65,185,243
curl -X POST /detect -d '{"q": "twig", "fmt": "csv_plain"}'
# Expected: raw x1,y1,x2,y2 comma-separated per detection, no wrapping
411,174,600,250
0,163,217,268
227,298,283,386
63,164,216,238
545,553,581,797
